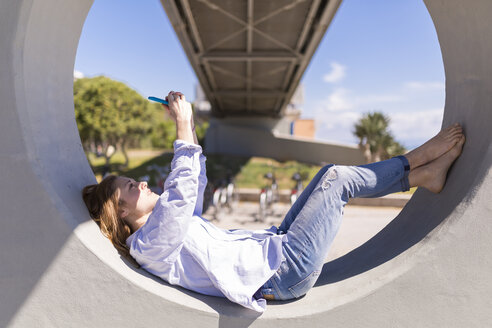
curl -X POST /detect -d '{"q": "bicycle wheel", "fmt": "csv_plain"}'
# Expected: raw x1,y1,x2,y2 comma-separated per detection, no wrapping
226,183,239,213
212,188,222,221
258,190,267,222
290,192,297,205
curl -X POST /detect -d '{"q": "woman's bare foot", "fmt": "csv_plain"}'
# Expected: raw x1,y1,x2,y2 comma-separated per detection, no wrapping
405,123,463,169
408,135,465,193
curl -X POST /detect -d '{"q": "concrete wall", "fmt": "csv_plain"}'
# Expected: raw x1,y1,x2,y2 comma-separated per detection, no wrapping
1,0,492,327
205,117,365,165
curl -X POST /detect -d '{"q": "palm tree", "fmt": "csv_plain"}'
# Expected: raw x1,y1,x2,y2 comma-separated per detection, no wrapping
353,112,406,163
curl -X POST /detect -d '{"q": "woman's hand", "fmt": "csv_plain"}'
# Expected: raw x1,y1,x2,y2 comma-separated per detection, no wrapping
165,91,194,144
166,91,192,124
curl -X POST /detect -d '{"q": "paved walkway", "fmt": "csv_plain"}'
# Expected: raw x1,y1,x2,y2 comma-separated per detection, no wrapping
202,202,402,262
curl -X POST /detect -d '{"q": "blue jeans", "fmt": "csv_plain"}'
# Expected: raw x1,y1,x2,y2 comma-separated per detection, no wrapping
258,156,410,300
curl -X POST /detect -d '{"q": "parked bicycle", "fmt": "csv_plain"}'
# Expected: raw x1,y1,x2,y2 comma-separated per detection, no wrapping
258,172,279,222
290,172,304,205
211,171,239,221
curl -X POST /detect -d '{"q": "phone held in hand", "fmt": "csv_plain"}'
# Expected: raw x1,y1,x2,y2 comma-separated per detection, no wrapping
148,96,169,105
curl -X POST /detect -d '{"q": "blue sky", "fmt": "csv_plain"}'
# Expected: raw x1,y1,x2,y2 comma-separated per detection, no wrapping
75,0,445,149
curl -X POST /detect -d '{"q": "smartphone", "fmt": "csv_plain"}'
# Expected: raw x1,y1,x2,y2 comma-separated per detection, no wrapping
148,96,169,105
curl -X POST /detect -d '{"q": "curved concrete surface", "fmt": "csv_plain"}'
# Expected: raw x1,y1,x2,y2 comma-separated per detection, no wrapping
1,0,492,326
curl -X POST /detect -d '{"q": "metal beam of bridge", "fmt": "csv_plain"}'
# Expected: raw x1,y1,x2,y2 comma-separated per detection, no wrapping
160,0,342,117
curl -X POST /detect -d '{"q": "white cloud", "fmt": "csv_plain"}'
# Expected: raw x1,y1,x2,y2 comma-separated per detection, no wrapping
323,88,353,111
73,70,85,80
405,81,445,90
313,107,444,148
356,94,404,105
316,87,403,112
323,62,346,83
307,82,445,147
389,109,444,148
314,110,361,144
311,89,359,143
309,87,406,143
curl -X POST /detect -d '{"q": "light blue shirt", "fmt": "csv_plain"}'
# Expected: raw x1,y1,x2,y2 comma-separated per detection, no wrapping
126,140,285,312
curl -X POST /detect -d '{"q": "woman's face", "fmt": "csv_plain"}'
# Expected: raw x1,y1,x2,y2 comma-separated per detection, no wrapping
114,177,159,220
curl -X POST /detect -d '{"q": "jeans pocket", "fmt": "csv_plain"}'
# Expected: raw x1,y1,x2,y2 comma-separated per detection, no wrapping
288,270,321,298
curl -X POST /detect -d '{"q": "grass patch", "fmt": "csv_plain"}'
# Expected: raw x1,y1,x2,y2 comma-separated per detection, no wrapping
235,158,321,189
399,187,417,194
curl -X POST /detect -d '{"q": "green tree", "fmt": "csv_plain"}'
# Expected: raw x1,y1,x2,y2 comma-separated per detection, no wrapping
194,120,209,147
353,111,406,163
149,103,210,149
74,76,156,168
149,118,176,149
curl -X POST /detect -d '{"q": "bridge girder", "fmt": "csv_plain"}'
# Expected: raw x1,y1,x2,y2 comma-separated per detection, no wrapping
160,0,342,117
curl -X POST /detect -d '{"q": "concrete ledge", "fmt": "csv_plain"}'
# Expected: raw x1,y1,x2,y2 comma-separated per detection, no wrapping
348,193,411,207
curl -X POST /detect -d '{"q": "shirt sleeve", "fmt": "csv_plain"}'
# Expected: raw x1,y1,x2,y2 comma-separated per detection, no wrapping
193,153,207,216
131,140,202,261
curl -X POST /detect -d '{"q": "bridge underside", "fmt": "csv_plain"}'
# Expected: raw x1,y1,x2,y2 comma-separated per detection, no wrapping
161,0,361,163
161,0,341,118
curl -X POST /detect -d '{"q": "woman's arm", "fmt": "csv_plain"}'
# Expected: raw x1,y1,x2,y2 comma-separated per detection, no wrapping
133,140,202,261
187,104,207,215
132,93,200,258
164,91,206,216
166,91,194,144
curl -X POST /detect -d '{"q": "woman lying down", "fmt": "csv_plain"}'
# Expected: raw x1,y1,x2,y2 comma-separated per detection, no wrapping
82,91,465,312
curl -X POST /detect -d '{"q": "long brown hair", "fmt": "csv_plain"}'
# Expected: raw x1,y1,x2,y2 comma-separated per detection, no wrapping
82,175,135,264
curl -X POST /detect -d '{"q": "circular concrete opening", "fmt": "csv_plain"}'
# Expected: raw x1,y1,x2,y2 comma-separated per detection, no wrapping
69,0,453,317
75,0,444,314
74,0,445,269
5,0,486,323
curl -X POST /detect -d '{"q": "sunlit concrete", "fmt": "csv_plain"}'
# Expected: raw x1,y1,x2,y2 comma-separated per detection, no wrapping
1,0,492,327
205,117,365,165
